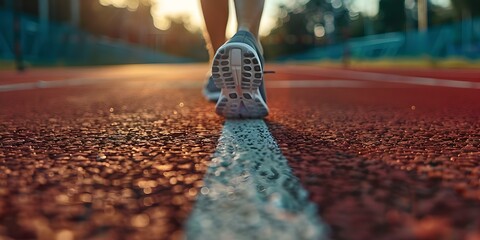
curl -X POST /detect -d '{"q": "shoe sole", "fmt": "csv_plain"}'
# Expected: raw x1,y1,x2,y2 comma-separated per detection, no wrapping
212,43,269,118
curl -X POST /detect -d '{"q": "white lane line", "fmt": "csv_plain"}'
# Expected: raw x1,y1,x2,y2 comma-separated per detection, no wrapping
346,71,480,89
0,78,398,93
0,78,369,92
0,75,191,92
186,120,328,240
267,80,369,88
2,75,479,93
0,77,118,92
281,66,480,89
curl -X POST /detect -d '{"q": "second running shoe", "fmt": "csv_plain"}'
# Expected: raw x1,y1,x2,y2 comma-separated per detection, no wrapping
211,30,268,118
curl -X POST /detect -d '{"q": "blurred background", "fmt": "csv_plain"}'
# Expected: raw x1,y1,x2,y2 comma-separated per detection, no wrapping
0,0,479,69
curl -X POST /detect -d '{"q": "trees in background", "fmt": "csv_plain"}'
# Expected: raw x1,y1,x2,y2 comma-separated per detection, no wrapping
451,0,480,18
263,0,350,58
0,0,208,61
77,0,207,61
377,0,405,33
263,0,479,59
1,0,478,60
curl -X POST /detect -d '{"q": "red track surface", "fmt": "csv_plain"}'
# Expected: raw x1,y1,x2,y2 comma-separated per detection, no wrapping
1,64,479,240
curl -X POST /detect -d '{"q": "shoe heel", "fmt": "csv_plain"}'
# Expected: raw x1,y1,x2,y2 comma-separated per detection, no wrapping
230,49,242,67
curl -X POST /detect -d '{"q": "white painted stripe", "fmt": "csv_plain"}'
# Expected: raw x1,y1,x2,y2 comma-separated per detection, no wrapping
342,70,480,89
281,66,480,89
0,77,119,92
0,78,369,92
0,82,37,92
186,120,328,240
0,76,202,92
267,80,369,88
1,74,479,93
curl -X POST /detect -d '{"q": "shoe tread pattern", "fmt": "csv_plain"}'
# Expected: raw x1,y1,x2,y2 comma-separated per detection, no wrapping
213,44,268,118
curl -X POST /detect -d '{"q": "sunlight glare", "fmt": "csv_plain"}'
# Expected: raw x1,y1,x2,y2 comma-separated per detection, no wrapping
100,0,140,11
99,0,303,36
150,0,203,31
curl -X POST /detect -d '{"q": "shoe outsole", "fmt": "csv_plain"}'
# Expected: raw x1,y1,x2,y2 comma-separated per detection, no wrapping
212,43,269,118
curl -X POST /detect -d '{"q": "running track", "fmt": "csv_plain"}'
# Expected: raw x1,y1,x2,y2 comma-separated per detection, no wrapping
1,64,479,240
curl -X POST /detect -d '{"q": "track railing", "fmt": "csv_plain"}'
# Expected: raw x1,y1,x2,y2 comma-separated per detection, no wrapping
282,18,480,61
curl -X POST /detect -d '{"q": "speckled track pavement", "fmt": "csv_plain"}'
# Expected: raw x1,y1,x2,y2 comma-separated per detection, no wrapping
266,87,480,240
1,64,480,240
0,65,223,239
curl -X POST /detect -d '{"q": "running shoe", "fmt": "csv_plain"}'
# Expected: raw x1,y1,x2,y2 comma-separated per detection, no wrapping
202,74,221,102
211,30,268,118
